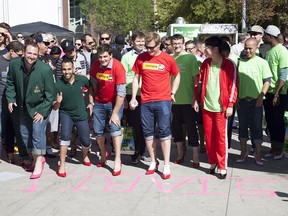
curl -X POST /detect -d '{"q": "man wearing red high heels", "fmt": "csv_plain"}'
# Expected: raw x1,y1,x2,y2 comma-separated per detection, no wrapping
129,32,180,180
6,42,56,179
91,44,126,176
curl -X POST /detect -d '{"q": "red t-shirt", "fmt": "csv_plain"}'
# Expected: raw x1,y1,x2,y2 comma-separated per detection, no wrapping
132,51,179,103
91,58,126,103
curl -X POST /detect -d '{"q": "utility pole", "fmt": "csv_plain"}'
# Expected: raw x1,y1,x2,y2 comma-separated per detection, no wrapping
241,0,246,32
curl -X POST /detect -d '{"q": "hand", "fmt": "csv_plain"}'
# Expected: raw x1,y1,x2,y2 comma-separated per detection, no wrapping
109,113,121,127
226,107,233,118
273,96,280,106
33,112,44,123
87,104,93,116
57,92,63,103
255,96,263,108
8,102,17,113
129,98,138,110
171,94,176,103
193,100,199,112
74,68,82,75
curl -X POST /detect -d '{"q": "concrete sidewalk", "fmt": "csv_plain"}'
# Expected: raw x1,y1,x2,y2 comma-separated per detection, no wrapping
0,132,287,216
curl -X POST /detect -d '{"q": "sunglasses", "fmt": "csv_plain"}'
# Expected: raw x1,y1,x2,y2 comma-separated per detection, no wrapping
0,32,5,37
43,41,50,46
145,44,158,50
249,32,262,36
75,43,82,46
100,37,110,40
17,36,23,39
50,40,55,44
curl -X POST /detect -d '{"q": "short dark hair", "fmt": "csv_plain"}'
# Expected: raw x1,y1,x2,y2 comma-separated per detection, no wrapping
81,33,93,42
171,34,185,43
131,31,145,41
61,57,74,66
50,46,62,55
24,42,38,51
6,41,24,52
97,44,113,55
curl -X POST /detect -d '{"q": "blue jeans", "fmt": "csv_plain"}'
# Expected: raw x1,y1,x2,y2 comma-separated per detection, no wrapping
93,102,123,137
60,112,91,148
19,111,48,156
238,99,263,144
141,100,172,141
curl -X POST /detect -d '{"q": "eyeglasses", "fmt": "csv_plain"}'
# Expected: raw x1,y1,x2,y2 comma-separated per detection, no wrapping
43,41,50,46
145,44,158,50
75,43,82,46
249,32,262,36
100,37,110,40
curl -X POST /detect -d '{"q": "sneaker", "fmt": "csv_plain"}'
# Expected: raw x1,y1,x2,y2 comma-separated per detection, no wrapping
273,153,283,160
46,147,56,158
249,147,255,155
264,152,274,158
68,149,77,158
131,158,139,165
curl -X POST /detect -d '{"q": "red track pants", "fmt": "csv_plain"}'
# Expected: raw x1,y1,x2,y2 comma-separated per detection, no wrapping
203,109,228,170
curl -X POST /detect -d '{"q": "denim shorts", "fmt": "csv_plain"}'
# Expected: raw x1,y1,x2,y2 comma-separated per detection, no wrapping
60,112,91,148
140,100,172,141
93,102,123,137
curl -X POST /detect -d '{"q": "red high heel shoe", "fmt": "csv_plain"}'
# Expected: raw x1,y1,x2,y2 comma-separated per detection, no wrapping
57,166,67,178
161,165,171,180
30,157,46,179
112,163,122,176
145,160,160,175
97,151,109,167
83,161,91,166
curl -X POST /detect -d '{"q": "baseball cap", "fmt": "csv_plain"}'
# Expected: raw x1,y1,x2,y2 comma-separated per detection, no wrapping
247,25,264,34
115,35,125,49
265,25,281,37
35,34,49,43
60,40,74,53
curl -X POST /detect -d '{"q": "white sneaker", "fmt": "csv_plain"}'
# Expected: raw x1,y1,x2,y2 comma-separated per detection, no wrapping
273,153,283,160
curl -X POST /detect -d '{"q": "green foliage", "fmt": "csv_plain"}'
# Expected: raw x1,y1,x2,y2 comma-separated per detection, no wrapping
80,0,154,35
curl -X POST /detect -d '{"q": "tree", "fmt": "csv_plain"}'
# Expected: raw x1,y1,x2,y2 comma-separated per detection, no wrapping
80,0,154,36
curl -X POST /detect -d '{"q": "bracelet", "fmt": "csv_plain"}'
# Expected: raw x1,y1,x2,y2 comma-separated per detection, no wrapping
89,102,94,106
171,92,175,95
274,94,279,98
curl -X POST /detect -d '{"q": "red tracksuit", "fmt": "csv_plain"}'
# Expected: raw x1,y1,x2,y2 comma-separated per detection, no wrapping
195,57,238,170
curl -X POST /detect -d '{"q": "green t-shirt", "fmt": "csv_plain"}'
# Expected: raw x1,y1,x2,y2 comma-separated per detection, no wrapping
265,44,288,94
121,49,141,96
238,56,272,99
172,53,199,104
55,74,90,121
204,59,222,112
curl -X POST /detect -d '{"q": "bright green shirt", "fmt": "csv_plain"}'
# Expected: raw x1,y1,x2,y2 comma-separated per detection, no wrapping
172,53,199,104
238,56,272,99
204,59,222,112
121,49,142,95
265,44,288,94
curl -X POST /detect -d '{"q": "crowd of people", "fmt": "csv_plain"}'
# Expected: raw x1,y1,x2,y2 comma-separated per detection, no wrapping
0,21,288,181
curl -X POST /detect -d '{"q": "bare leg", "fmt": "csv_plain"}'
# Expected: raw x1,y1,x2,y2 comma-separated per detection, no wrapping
59,146,68,173
192,146,199,163
175,141,184,160
112,135,122,171
32,155,44,175
146,139,156,162
161,139,171,165
96,136,106,163
82,147,90,163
